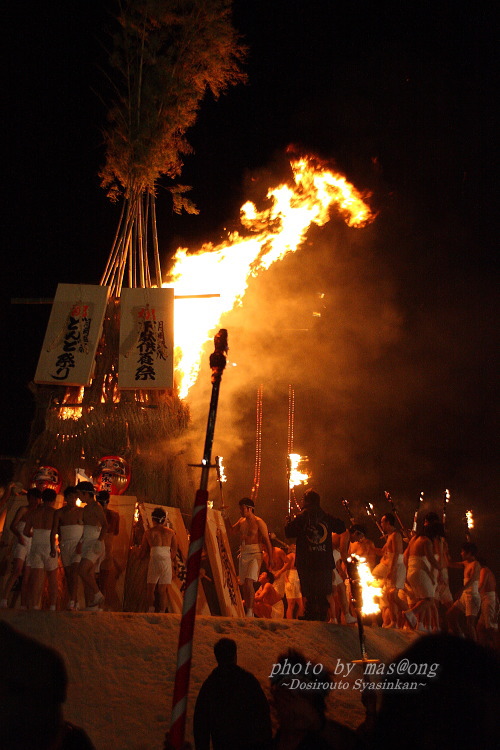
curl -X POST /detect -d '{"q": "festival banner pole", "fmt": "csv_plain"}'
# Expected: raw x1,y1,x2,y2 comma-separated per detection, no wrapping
167,329,228,750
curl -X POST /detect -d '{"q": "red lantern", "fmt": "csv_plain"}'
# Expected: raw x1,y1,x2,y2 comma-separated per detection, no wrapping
93,456,131,495
30,466,62,494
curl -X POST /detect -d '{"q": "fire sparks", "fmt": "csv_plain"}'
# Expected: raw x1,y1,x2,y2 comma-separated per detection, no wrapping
288,453,310,488
164,155,374,398
466,510,474,530
352,555,382,616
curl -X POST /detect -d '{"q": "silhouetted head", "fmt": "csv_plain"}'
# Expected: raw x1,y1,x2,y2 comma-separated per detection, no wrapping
302,489,320,508
96,490,110,507
41,488,56,504
214,638,237,666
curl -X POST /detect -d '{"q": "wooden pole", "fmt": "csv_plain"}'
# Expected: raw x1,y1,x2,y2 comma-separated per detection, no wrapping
168,330,228,750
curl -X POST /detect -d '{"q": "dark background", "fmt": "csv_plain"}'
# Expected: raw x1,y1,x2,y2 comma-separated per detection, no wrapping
1,1,497,565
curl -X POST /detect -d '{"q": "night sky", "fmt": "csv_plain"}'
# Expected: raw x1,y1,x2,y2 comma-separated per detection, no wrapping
1,2,497,561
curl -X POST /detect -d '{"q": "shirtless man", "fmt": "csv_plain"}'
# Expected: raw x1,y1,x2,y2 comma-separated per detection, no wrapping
328,533,357,624
0,487,41,609
448,542,481,641
349,524,377,571
403,530,440,631
373,513,406,627
140,507,177,613
424,514,453,612
23,488,59,610
285,543,304,619
51,486,83,610
477,562,498,648
76,481,108,609
95,490,121,600
254,570,281,618
263,536,289,618
224,498,273,617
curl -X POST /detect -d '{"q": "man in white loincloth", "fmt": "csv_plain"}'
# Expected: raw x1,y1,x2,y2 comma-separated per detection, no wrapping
224,498,273,617
23,488,59,610
448,542,481,641
263,536,289,618
477,562,498,649
373,513,406,627
140,507,177,613
76,481,108,609
285,543,304,619
0,487,41,609
51,485,83,610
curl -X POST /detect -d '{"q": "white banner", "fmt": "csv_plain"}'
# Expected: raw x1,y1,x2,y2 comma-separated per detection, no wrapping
34,284,109,385
119,287,174,389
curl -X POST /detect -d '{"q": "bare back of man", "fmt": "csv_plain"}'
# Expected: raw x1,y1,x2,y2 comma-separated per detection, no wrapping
24,500,58,609
78,497,108,608
285,546,304,619
142,523,177,612
52,495,83,609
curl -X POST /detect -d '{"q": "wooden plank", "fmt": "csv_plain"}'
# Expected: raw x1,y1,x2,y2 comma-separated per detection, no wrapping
205,508,245,617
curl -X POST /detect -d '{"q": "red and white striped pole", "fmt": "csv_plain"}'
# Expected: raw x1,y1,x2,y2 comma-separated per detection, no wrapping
167,330,228,750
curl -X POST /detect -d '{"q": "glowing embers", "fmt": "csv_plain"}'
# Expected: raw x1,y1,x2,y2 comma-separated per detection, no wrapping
165,155,374,398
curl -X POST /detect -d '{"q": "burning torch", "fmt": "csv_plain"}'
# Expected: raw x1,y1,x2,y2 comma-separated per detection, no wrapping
215,455,226,510
442,489,451,528
464,509,474,542
169,330,228,750
364,502,385,537
345,555,381,677
384,491,410,542
341,497,356,526
287,453,309,517
412,491,425,534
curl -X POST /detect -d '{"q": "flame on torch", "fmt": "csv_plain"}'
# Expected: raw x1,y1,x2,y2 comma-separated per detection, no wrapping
466,510,474,530
164,155,374,398
288,453,310,488
215,456,226,484
351,555,382,616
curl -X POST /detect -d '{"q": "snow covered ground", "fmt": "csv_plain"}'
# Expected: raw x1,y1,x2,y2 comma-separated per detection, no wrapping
0,611,416,749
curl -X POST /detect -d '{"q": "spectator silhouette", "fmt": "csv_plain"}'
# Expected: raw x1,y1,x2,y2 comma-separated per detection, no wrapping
372,634,500,750
269,649,358,750
0,620,95,749
193,637,272,750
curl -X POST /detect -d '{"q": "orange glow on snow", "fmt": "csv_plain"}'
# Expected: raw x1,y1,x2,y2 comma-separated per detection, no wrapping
164,155,374,398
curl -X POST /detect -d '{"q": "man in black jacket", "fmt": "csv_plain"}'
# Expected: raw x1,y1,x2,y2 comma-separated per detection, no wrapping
285,489,345,621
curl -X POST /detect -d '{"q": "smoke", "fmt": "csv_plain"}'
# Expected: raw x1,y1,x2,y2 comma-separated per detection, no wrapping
176,159,497,572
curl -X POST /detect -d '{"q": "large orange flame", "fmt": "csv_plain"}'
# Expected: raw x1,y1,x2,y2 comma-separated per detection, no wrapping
352,555,382,616
164,155,374,398
288,453,310,488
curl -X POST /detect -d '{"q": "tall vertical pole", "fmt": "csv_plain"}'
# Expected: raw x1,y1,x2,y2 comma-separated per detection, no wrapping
168,330,228,750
